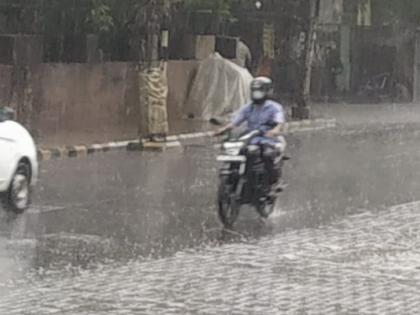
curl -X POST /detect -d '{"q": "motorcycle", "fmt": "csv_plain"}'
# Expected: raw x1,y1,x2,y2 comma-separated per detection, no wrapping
211,119,288,228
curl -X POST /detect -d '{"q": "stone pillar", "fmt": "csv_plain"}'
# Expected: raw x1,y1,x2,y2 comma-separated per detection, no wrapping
138,62,169,139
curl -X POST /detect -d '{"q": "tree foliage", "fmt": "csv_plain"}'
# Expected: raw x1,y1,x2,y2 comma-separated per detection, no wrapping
0,0,153,36
183,0,233,16
88,0,115,33
371,0,420,27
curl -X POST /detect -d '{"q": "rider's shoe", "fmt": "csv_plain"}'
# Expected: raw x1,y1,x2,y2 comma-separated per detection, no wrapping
272,180,288,194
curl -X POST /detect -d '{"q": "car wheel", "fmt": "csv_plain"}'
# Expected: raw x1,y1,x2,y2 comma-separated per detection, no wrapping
2,162,31,213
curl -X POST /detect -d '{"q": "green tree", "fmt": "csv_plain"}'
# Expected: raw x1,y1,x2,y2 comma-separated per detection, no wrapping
184,0,233,16
88,0,114,33
372,0,420,27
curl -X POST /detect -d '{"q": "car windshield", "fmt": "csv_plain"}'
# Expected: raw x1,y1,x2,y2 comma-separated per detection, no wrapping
0,107,14,122
0,107,7,122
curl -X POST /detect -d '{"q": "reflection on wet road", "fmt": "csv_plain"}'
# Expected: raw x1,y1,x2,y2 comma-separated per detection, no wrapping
1,125,420,313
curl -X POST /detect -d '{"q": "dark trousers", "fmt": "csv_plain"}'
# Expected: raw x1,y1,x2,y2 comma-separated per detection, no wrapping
261,144,282,184
247,144,282,185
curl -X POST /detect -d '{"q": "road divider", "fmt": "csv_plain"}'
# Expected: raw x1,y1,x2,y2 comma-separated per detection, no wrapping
37,118,336,161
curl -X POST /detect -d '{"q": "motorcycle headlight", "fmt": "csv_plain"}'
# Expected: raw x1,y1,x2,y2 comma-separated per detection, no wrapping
222,142,243,155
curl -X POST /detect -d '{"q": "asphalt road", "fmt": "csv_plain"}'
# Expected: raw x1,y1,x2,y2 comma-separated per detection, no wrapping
1,123,420,314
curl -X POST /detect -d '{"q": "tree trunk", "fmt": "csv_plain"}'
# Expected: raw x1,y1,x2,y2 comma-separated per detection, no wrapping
293,0,317,120
138,0,170,140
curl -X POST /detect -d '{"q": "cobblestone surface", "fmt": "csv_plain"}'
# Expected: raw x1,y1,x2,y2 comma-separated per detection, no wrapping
1,201,420,314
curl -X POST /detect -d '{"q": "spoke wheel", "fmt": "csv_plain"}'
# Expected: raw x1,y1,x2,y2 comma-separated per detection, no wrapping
218,178,240,228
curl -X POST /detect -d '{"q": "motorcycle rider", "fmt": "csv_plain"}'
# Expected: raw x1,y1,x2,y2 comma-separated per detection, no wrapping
214,76,286,191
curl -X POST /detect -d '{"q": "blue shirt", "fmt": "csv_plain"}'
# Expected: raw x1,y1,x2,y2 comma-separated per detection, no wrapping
231,100,286,145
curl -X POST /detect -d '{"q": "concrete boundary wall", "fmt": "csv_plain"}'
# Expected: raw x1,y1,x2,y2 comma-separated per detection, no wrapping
0,60,200,144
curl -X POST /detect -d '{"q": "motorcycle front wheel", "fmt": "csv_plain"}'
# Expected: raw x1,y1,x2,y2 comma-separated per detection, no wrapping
256,197,276,219
217,177,240,228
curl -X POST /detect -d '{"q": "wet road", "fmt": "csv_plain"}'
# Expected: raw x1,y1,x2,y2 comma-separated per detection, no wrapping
2,123,420,314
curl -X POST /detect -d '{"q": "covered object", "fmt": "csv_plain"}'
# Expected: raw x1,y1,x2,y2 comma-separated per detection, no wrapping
186,53,253,120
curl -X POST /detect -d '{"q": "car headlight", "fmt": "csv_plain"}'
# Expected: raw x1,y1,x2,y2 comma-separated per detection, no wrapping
222,142,243,155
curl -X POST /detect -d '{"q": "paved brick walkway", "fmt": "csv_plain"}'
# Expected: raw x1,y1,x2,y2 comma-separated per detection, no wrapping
1,201,420,314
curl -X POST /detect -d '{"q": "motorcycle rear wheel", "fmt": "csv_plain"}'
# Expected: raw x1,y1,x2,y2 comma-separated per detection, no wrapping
256,197,276,219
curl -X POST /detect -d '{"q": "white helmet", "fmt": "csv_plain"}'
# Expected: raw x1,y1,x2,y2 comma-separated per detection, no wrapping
251,76,273,102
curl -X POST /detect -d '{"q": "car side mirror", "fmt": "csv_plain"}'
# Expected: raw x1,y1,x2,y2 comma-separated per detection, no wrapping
0,107,15,122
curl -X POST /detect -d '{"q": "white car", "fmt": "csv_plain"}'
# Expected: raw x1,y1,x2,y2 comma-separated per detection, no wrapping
0,108,38,213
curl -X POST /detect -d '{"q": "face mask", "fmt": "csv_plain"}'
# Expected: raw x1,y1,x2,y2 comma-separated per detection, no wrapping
252,90,265,101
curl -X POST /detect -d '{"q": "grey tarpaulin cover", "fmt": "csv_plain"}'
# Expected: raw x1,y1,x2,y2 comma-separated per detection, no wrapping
186,53,253,120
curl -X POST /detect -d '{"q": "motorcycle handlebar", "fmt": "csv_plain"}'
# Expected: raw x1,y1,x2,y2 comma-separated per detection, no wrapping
238,130,263,142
